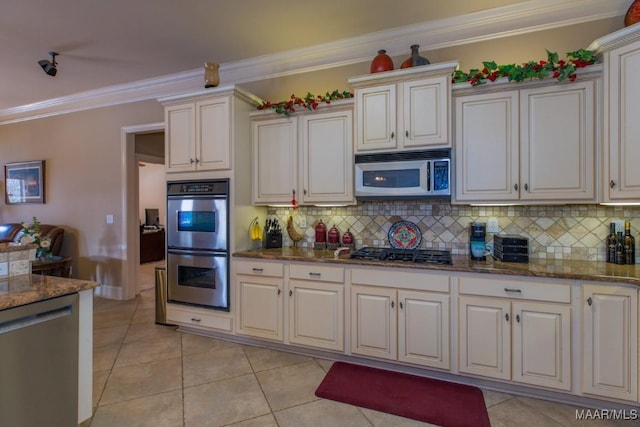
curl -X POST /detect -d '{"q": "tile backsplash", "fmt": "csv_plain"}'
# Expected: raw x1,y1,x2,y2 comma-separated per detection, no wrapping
267,201,640,262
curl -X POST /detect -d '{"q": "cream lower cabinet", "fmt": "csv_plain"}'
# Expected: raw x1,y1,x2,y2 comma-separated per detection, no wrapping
582,284,638,402
235,260,285,341
288,264,344,351
458,277,571,391
454,77,597,203
350,268,450,370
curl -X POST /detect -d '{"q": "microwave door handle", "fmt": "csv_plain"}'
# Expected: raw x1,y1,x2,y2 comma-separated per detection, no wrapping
427,162,431,192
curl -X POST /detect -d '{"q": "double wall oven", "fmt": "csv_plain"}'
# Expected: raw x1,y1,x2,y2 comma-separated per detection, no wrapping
166,179,230,310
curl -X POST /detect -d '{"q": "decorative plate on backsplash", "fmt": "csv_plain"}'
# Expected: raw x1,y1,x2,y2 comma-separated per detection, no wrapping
388,220,422,249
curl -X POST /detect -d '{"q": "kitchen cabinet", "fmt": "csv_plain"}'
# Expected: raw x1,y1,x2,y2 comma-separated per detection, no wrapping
581,284,638,402
348,62,457,153
288,264,344,351
454,77,597,203
591,26,640,201
458,276,571,391
350,268,450,370
252,102,354,205
235,260,284,341
161,87,264,173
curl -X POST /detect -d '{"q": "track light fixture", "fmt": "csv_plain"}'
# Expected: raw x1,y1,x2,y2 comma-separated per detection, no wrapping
38,51,58,76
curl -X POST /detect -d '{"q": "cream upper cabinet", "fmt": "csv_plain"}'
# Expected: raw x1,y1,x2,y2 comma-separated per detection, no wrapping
582,284,638,402
458,276,571,391
288,263,345,352
252,117,298,204
161,87,263,173
592,26,640,201
454,78,597,203
251,102,354,205
349,62,458,153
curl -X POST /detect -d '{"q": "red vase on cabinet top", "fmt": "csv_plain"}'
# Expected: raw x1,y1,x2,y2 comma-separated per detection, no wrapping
626,0,640,26
370,50,394,73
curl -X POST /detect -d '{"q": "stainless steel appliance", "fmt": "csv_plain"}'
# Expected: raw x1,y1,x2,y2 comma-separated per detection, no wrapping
355,148,452,200
167,179,230,310
350,247,452,265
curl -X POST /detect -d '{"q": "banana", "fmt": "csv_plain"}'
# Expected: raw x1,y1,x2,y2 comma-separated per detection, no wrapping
249,217,262,240
286,215,304,245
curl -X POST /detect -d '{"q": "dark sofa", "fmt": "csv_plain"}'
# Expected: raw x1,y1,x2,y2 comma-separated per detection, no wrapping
0,223,65,256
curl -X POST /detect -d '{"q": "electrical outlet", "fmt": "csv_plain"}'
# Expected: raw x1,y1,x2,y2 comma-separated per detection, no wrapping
487,217,500,233
298,217,307,228
612,219,625,233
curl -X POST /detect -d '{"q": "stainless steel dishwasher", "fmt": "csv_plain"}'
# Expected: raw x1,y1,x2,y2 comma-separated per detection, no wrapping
0,293,79,427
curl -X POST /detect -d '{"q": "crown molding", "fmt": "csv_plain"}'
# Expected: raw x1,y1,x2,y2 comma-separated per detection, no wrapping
0,0,628,125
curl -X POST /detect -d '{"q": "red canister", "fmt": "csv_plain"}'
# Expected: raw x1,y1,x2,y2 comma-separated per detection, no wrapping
315,219,327,243
328,225,340,244
342,229,354,245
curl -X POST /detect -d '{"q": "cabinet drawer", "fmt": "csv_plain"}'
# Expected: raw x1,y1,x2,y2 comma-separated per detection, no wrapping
351,268,449,293
235,260,284,277
167,304,232,331
458,276,570,303
290,263,344,283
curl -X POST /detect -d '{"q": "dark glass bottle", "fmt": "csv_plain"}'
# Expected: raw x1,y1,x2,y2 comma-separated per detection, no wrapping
615,231,625,264
623,221,635,265
607,223,617,263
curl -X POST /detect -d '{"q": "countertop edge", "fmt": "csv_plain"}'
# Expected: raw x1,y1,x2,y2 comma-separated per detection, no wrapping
0,276,99,311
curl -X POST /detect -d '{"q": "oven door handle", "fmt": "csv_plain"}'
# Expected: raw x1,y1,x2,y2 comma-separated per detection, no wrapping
167,248,228,257
167,194,227,200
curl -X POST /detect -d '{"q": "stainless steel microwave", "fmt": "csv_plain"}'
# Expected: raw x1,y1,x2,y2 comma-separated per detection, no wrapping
355,149,452,200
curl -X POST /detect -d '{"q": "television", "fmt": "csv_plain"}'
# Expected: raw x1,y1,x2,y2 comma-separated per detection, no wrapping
145,208,160,227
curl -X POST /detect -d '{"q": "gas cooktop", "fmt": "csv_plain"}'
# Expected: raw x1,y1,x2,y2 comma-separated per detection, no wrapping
350,247,452,265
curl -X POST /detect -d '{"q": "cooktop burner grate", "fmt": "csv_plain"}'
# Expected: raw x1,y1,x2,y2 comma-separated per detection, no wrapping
350,247,452,265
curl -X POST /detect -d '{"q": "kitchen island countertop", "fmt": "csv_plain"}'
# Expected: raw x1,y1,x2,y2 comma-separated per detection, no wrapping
0,274,99,311
233,247,640,286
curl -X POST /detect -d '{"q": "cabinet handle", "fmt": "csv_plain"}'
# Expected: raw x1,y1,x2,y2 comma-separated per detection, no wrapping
610,180,616,189
504,288,522,294
303,189,307,195
505,313,510,322
587,297,593,306
405,130,409,138
309,272,321,277
516,314,521,323
391,132,395,139
289,290,293,297
391,300,395,309
277,289,281,295
252,268,264,272
195,158,200,164
524,183,529,191
190,158,195,164
190,317,201,323
399,301,404,310
514,183,519,191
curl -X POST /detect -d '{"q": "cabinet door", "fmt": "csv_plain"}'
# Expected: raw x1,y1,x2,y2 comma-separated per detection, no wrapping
301,109,354,204
403,76,449,148
236,275,283,341
606,42,640,200
520,81,595,201
582,284,638,401
351,285,397,360
165,103,196,172
398,290,450,370
454,91,519,202
288,280,344,351
196,96,231,170
512,302,571,390
459,296,511,380
252,117,297,204
355,84,397,152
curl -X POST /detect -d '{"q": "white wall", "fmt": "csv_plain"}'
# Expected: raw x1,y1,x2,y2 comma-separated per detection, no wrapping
138,162,166,226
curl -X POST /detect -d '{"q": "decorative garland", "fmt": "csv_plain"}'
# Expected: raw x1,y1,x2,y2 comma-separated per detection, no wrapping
257,90,353,115
452,49,597,86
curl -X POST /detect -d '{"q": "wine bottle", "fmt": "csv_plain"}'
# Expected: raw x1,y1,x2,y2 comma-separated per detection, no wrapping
607,223,617,263
623,221,635,265
615,231,625,264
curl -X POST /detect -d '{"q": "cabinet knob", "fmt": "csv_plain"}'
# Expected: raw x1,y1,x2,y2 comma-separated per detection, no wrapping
587,297,593,306
391,300,395,309
524,183,529,191
195,158,200,164
610,180,616,189
405,130,409,138
303,189,307,195
505,313,510,322
399,301,404,310
516,314,521,323
514,183,519,191
289,290,293,297
190,158,195,164
391,132,395,139
277,289,281,295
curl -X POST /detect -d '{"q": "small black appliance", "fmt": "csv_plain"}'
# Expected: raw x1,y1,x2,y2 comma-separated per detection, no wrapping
469,222,486,261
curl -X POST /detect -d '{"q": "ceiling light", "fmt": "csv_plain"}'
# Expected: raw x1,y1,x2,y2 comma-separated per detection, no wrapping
38,51,58,76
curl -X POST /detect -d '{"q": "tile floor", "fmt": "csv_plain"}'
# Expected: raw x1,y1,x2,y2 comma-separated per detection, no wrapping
84,263,633,426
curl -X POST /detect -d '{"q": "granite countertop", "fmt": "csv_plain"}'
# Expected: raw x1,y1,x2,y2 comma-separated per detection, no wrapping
232,248,640,286
0,274,99,311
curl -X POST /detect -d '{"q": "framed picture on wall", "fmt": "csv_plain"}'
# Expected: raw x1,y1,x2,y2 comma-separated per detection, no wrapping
4,160,46,204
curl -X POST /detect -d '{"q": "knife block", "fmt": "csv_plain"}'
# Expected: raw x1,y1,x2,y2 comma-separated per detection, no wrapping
265,231,283,249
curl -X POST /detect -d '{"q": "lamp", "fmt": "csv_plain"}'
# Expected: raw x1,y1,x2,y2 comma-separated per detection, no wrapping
38,51,58,76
